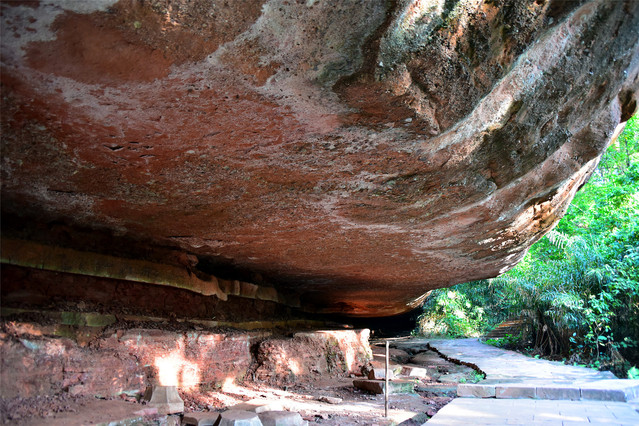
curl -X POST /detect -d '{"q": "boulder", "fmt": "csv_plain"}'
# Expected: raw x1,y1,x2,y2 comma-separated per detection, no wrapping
368,368,395,380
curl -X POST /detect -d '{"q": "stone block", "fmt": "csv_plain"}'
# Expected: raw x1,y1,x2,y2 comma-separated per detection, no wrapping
402,366,429,378
142,385,184,414
536,386,581,400
317,396,342,404
495,384,536,399
183,412,221,426
580,387,627,402
368,368,394,380
457,383,496,398
258,410,307,426
218,410,263,426
232,399,285,413
579,379,639,401
353,379,415,395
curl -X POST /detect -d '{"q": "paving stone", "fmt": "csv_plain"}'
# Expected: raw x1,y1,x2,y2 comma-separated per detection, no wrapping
182,412,221,426
536,386,581,400
627,397,639,413
141,385,184,415
581,387,628,402
579,379,639,402
353,379,415,395
232,399,285,413
258,410,307,426
367,368,394,380
495,384,536,399
457,383,496,398
217,410,263,426
428,398,638,425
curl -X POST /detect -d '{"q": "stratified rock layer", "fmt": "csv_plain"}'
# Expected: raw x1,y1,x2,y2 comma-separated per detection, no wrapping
1,0,638,315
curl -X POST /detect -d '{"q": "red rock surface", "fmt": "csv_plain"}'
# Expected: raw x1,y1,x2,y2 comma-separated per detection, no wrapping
0,323,255,398
253,330,372,384
0,321,371,399
1,0,638,316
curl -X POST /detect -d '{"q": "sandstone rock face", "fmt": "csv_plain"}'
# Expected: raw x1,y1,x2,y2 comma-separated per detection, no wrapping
252,330,372,383
1,0,638,316
0,322,372,399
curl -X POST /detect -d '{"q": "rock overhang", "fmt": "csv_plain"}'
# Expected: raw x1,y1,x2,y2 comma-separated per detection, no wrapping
1,0,638,316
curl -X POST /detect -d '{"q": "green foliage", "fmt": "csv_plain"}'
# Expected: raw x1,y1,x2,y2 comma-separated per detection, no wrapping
628,367,639,380
471,371,485,383
415,115,639,376
485,334,522,349
415,286,487,337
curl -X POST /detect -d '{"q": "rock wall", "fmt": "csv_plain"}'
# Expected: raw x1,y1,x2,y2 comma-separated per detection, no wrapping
1,0,638,316
252,330,372,384
0,319,371,399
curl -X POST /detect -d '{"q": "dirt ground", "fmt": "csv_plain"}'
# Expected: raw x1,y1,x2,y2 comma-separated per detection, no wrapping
0,337,480,425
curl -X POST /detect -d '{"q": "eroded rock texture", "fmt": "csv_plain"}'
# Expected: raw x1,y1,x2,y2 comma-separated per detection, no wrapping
1,0,638,316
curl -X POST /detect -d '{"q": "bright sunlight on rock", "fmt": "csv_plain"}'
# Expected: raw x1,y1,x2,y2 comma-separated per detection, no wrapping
1,1,638,424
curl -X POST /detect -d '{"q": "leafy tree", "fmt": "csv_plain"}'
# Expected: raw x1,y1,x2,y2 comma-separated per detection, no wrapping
415,114,639,376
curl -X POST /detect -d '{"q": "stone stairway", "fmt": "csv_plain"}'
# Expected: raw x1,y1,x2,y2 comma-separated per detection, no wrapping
483,317,526,339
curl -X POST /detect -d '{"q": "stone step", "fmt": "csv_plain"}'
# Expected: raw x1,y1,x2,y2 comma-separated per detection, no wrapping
458,379,639,401
353,379,416,395
483,318,525,339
